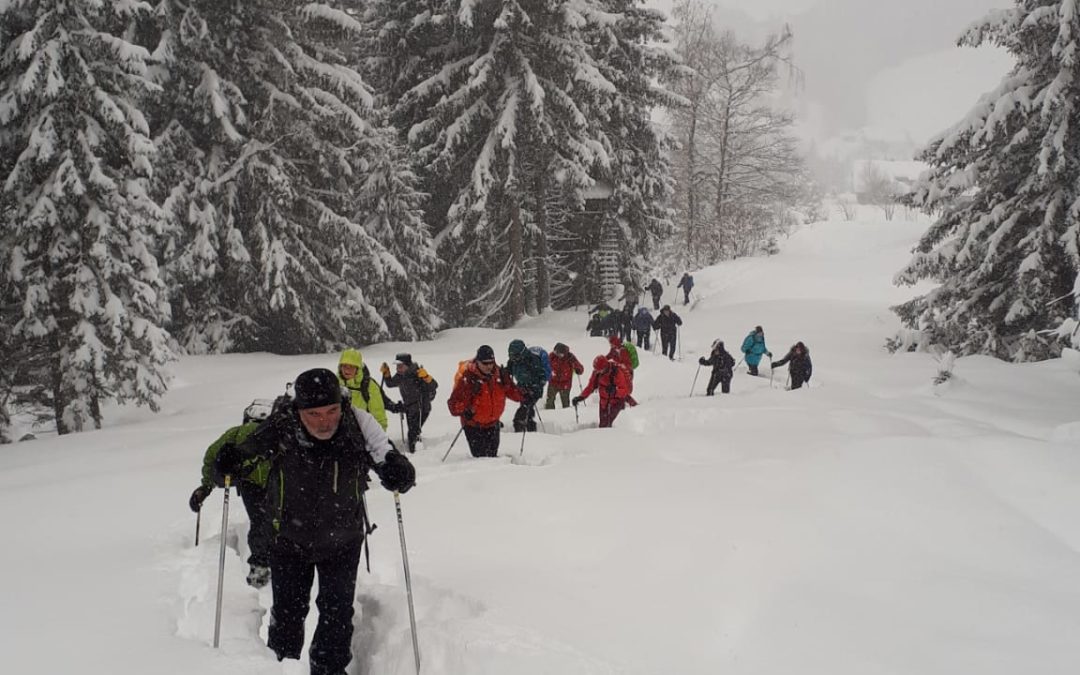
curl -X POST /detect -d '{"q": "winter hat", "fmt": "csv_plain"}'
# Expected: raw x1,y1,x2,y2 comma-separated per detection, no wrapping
293,368,343,410
508,339,527,357
592,355,608,370
395,353,413,367
754,325,763,333
608,335,622,348
662,304,671,312
339,348,363,369
476,345,496,362
554,342,568,355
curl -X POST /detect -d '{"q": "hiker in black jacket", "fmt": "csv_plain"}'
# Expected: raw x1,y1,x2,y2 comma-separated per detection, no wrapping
380,353,438,452
652,305,682,360
772,341,813,389
646,278,663,310
698,340,736,395
213,368,415,675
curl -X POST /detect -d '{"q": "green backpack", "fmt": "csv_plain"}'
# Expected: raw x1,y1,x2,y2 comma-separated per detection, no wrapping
623,342,639,369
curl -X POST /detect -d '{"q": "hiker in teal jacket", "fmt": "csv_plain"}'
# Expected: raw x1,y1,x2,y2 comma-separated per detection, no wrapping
740,325,772,376
507,339,549,432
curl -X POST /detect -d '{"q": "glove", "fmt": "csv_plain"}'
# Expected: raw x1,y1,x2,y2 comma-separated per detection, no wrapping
213,442,243,485
462,408,475,421
767,352,773,358
698,357,708,365
388,401,404,414
378,450,416,494
189,485,212,512
417,367,431,381
380,362,391,378
571,396,583,406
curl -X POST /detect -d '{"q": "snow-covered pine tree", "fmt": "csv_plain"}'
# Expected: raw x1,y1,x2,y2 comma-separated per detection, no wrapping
578,1,678,302
0,0,173,434
368,0,677,324
150,0,437,353
897,0,1080,360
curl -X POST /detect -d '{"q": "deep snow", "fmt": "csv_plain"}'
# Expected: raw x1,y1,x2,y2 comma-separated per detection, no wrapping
2,213,1079,675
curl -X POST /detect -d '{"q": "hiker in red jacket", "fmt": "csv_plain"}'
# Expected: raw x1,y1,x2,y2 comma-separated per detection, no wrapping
546,342,584,409
573,356,635,428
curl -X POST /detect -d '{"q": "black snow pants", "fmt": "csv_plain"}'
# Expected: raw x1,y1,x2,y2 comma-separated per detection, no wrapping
403,399,431,450
706,370,732,395
464,424,501,457
660,331,677,360
512,392,540,432
636,329,651,351
238,481,271,568
269,537,363,675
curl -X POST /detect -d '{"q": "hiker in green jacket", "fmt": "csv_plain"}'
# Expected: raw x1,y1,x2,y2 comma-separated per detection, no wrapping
189,423,274,587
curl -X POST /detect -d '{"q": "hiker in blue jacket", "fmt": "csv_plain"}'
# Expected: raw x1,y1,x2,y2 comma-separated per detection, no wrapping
740,325,772,376
677,272,694,305
632,307,654,350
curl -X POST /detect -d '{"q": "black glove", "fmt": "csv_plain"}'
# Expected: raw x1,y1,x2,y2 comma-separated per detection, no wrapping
388,401,404,414
698,357,707,365
378,450,416,494
213,442,243,485
462,408,475,421
571,396,583,406
189,485,212,512
767,352,773,358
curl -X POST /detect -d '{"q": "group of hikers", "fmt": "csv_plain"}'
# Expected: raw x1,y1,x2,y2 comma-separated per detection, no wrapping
185,293,812,674
588,274,695,343
696,326,813,396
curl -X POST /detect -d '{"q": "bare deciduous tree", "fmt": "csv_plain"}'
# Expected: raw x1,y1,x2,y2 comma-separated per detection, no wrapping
667,0,810,266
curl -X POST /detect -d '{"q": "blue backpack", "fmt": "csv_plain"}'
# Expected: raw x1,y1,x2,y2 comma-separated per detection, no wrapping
528,346,552,382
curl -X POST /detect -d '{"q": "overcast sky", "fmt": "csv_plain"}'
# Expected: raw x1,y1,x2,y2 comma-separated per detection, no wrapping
645,0,1015,146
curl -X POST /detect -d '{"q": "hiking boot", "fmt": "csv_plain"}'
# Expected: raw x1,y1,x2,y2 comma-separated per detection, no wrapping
246,564,271,588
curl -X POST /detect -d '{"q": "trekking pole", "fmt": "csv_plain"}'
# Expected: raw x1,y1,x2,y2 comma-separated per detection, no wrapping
213,475,232,648
573,402,580,425
677,327,682,360
394,492,421,674
519,427,528,456
689,363,701,397
195,509,201,547
768,355,775,388
441,427,465,463
533,404,546,434
399,410,406,449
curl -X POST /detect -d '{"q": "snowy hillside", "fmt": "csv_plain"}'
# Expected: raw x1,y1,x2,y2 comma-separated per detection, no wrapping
3,215,1079,675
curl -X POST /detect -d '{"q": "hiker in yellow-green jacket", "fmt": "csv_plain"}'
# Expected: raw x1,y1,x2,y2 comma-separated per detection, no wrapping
337,348,399,431
188,422,274,588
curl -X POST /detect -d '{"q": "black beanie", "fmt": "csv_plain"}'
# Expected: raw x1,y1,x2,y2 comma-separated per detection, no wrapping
293,368,343,410
476,345,495,362
395,353,413,367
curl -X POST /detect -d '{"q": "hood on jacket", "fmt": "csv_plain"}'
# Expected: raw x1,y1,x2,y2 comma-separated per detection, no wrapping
508,339,527,359
339,348,363,369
